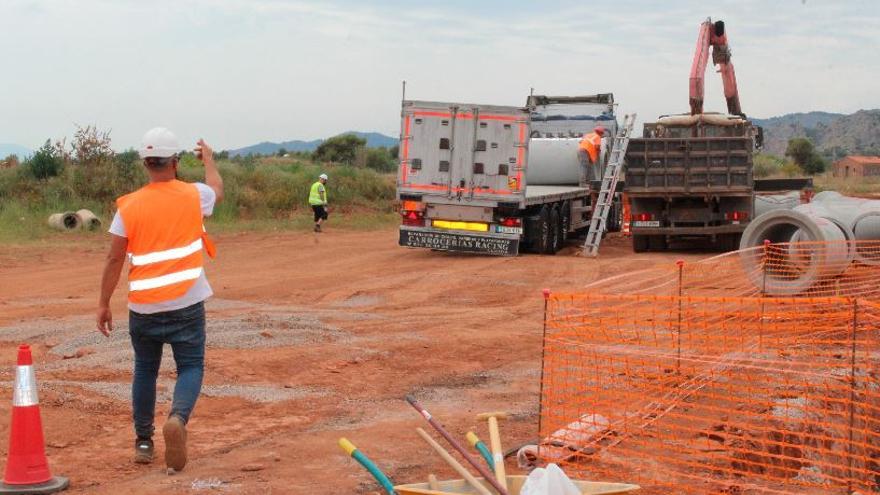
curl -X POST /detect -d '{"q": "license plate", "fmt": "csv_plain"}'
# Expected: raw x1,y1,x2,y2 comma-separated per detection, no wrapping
633,220,660,227
495,226,523,235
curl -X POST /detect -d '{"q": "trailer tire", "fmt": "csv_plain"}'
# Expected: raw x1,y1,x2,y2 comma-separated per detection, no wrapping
559,201,571,242
649,235,668,251
633,234,649,253
547,207,561,255
534,205,552,254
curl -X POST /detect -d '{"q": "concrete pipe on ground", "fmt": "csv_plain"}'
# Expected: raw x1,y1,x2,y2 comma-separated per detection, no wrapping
739,209,852,296
811,192,880,264
789,203,856,266
526,138,583,185
48,212,82,231
75,209,102,231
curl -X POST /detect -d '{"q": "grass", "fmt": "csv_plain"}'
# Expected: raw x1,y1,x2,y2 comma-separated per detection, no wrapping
0,156,398,244
813,175,880,196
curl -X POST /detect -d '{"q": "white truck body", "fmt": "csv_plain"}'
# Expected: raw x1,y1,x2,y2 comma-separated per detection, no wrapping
397,95,618,256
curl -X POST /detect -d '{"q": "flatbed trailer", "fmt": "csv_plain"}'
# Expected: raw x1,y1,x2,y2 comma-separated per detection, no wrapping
397,95,619,256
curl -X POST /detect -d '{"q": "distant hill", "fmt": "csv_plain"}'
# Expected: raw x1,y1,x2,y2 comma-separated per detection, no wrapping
229,131,397,157
0,143,32,160
754,110,880,157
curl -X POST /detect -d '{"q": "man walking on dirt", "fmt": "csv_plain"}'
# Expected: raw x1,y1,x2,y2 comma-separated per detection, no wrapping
309,173,329,232
96,127,223,471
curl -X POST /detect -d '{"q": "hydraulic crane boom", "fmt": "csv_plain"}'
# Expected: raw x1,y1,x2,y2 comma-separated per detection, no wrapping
689,18,742,116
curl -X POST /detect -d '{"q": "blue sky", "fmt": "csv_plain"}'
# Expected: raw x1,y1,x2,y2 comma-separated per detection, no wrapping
1,0,878,151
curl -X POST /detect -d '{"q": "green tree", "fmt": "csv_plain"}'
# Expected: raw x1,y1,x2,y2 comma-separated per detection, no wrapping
388,144,400,160
365,147,396,173
785,138,827,175
313,134,366,164
25,140,63,180
277,147,288,157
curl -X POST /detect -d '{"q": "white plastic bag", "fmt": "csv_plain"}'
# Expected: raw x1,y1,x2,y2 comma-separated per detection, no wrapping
519,463,581,495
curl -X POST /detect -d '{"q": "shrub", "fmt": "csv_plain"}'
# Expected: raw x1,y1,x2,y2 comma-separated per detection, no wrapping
25,140,63,180
314,134,366,164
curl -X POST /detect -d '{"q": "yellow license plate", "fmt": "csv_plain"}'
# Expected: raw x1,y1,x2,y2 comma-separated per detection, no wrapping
432,220,489,232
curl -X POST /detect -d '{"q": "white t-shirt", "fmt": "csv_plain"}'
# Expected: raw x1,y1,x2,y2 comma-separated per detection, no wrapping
109,182,216,314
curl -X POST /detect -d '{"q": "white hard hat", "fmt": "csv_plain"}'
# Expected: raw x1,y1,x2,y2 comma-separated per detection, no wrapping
319,173,328,180
139,127,180,158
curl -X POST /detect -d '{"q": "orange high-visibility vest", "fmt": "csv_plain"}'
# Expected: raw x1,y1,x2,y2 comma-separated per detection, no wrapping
117,180,216,305
579,132,602,164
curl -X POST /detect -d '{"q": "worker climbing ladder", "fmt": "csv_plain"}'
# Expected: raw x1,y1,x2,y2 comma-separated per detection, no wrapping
583,114,636,257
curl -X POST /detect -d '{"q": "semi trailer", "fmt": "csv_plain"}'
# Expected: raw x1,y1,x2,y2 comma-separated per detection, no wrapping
396,94,620,256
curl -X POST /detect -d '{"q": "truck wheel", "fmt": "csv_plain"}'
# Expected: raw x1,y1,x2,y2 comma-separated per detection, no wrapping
535,205,552,254
546,207,561,255
649,235,668,251
633,235,649,253
559,201,571,241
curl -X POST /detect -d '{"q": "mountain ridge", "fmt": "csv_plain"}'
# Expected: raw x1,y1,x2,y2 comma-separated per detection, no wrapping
229,131,397,157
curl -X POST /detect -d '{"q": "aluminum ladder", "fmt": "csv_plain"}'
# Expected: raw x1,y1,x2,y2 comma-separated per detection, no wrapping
583,114,636,257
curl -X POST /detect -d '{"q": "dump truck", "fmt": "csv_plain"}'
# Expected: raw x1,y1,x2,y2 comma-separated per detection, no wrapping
396,94,620,256
624,114,762,251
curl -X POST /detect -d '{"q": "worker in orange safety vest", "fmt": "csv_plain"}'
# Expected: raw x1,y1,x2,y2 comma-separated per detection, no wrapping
97,127,223,472
578,125,606,181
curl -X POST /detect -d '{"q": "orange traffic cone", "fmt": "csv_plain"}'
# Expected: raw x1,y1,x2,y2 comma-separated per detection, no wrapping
0,345,68,494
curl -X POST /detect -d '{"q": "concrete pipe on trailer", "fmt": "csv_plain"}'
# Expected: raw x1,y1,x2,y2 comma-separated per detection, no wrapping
754,191,802,217
47,212,82,231
739,209,851,296
526,138,583,185
75,209,102,231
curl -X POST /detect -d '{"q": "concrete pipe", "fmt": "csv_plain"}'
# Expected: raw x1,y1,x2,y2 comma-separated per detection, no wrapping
47,212,82,231
754,191,802,217
75,209,102,231
789,203,856,267
812,193,880,264
527,138,583,185
739,209,851,296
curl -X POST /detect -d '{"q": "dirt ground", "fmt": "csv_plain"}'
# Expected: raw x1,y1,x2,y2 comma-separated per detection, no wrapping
0,229,697,494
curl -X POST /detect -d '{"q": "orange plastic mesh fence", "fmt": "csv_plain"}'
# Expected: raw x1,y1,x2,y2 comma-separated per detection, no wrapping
539,241,880,494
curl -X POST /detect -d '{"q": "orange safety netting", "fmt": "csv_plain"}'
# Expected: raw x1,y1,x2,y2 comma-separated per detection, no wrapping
539,241,880,494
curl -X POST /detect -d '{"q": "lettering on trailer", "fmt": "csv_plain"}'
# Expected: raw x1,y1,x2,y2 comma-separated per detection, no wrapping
400,230,518,256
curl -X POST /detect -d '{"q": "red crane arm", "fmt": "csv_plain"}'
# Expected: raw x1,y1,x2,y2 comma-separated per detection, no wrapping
689,19,743,116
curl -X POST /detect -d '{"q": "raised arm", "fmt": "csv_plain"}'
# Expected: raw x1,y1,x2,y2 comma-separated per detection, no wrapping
197,139,224,203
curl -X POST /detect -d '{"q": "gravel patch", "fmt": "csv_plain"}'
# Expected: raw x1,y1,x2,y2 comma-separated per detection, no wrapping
3,379,318,404
0,303,347,372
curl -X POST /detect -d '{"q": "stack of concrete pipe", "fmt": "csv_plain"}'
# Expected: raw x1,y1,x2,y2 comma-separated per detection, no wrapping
740,192,880,295
47,209,102,232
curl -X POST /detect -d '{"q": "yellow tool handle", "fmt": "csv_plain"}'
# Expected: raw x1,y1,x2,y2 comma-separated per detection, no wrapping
487,417,508,490
338,437,357,456
416,428,492,495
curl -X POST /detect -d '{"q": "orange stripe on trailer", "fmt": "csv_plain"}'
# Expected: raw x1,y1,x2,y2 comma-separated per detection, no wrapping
514,123,526,191
401,115,411,184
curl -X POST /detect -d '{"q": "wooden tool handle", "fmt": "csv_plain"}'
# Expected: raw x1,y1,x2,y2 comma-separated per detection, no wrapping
416,428,492,495
487,416,508,490
428,474,440,491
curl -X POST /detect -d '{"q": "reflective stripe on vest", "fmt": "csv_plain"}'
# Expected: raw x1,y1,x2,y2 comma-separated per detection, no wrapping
130,267,203,292
117,180,212,305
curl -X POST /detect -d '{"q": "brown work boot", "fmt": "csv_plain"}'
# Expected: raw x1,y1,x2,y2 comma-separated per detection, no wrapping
134,438,154,464
163,415,188,471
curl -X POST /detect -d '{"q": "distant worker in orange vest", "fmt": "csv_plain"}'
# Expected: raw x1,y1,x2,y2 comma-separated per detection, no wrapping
578,125,606,181
96,127,223,471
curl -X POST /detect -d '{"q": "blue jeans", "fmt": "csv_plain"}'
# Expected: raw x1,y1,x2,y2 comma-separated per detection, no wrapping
129,302,206,440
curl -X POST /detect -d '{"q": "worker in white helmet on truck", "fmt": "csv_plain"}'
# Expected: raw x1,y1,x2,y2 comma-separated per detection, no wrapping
309,173,329,232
